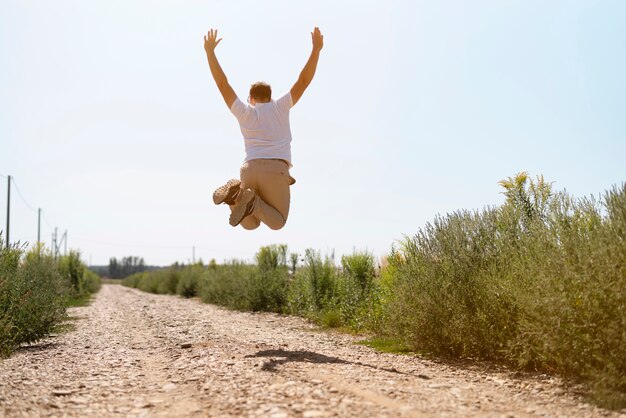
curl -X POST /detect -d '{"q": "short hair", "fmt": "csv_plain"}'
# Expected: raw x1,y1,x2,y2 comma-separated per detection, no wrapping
249,82,272,101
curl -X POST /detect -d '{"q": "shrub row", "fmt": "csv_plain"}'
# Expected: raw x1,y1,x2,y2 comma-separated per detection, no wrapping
122,175,625,409
386,175,625,409
0,241,101,357
123,245,382,330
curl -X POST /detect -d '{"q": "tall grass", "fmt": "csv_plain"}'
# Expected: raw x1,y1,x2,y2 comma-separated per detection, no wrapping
0,240,101,357
121,174,625,408
386,175,625,408
124,245,292,313
198,261,258,310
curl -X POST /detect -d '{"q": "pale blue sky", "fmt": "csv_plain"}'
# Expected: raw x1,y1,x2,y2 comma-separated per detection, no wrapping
1,0,624,266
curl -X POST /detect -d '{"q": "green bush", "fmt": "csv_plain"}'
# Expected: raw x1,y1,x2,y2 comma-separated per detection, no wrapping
287,249,338,318
506,185,626,408
157,268,180,295
198,261,256,310
361,262,394,334
126,268,180,295
335,252,377,330
55,250,101,304
387,206,519,358
176,265,203,298
249,245,289,312
286,266,315,316
386,175,626,408
58,250,84,295
320,308,342,328
304,249,337,309
341,251,375,292
0,242,67,357
122,272,142,289
81,269,102,294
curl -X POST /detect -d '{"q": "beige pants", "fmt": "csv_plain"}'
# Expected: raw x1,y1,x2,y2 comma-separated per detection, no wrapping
230,159,295,230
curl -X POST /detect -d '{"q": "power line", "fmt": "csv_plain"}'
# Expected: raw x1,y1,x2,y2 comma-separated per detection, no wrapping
3,175,230,256
10,178,38,213
70,235,233,253
42,212,54,229
72,235,208,250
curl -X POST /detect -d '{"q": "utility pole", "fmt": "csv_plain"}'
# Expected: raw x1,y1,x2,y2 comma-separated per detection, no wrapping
192,246,195,264
5,175,10,248
53,227,58,258
37,208,41,244
64,230,67,255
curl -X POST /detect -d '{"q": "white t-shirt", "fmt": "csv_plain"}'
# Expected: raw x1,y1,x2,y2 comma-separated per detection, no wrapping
230,92,293,167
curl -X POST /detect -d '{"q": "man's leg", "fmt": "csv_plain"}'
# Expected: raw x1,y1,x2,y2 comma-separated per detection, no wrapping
231,162,261,230
239,214,261,230
251,160,291,230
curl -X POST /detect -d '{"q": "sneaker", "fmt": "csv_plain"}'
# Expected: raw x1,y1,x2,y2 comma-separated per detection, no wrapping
213,179,241,205
229,188,255,226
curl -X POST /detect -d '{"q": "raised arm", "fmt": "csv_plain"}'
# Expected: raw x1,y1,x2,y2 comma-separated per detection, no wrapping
290,27,324,106
204,29,237,109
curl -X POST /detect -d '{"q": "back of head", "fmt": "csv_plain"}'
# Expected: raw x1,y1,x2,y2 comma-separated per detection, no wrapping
249,82,272,102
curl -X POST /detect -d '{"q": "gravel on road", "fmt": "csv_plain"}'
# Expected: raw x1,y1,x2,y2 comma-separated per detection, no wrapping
0,284,622,418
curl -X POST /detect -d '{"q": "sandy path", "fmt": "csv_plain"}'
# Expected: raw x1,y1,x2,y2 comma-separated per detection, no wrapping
0,284,622,417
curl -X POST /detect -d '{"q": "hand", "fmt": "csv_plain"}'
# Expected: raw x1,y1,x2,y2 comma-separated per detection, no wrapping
204,29,222,53
311,27,324,53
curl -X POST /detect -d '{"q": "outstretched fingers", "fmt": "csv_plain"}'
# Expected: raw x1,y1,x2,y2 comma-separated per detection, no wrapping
311,26,324,51
204,28,223,51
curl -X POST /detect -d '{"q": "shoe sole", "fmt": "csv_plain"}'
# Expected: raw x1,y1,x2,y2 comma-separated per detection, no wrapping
229,189,255,226
213,179,241,205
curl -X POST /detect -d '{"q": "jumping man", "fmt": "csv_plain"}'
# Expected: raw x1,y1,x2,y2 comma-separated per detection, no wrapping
204,27,324,229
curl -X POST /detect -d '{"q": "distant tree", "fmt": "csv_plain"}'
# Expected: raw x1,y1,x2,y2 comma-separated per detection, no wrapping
108,256,146,278
109,257,119,278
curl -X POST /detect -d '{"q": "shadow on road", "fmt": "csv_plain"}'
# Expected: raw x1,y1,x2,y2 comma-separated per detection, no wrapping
17,342,61,354
245,349,405,374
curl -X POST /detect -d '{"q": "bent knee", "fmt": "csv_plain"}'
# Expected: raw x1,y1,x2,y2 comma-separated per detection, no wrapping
241,218,261,230
267,219,287,230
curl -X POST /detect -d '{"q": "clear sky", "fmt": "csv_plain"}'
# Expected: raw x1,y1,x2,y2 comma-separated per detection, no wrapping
1,0,625,266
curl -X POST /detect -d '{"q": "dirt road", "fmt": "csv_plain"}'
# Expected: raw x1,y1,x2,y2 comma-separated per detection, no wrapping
0,285,621,417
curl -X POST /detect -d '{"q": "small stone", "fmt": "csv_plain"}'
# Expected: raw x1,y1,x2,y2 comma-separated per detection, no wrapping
180,343,192,349
162,383,177,392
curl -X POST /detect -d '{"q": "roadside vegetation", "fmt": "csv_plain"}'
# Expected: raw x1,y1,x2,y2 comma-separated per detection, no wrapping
122,174,625,409
0,241,101,357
